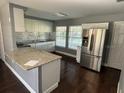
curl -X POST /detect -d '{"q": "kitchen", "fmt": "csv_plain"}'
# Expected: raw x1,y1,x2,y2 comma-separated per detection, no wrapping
0,0,124,93
13,4,109,72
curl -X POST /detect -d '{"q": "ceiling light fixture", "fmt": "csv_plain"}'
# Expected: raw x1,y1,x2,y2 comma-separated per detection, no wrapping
56,12,68,17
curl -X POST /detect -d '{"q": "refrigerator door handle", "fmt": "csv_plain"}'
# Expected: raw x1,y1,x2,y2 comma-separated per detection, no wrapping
89,34,94,52
87,29,92,52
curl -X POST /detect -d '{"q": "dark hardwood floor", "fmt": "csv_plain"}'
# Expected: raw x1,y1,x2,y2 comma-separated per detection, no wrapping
0,60,30,93
0,52,121,93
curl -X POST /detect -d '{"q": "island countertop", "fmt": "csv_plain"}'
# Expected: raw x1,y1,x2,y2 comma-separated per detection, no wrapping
7,48,62,70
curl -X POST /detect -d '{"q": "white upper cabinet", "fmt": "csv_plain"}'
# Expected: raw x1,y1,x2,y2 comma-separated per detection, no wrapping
25,18,53,32
13,8,25,32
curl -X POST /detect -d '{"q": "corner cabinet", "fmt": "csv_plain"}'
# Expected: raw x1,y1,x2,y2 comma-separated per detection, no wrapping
13,8,25,32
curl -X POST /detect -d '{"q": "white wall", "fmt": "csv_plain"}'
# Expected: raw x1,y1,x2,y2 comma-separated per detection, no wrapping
107,22,124,69
107,22,124,93
0,2,14,58
0,0,7,60
0,0,7,7
0,22,5,60
0,2,13,53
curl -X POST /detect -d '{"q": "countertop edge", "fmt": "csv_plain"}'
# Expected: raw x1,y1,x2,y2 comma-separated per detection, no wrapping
6,50,62,71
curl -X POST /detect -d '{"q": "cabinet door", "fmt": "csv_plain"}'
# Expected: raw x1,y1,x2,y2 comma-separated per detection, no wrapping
24,19,28,32
35,42,55,51
25,19,32,32
46,42,55,52
13,8,25,32
34,20,39,32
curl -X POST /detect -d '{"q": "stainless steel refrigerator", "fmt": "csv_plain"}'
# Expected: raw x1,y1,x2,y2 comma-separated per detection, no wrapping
80,28,106,72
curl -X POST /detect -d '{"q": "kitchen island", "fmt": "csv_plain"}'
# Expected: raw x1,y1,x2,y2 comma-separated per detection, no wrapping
6,48,61,93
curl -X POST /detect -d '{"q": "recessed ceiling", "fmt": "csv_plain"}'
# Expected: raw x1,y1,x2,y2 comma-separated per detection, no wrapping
9,0,124,20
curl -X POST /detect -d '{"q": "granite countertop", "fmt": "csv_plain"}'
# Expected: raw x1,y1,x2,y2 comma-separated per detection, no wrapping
7,48,61,70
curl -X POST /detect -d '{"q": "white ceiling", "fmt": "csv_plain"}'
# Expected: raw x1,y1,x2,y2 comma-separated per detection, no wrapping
9,0,124,20
0,0,6,7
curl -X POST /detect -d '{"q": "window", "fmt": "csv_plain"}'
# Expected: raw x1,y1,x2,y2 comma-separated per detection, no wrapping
68,26,82,49
56,26,67,47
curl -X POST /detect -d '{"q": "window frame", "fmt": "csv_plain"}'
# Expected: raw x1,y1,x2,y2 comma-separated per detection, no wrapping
68,25,83,50
55,26,67,47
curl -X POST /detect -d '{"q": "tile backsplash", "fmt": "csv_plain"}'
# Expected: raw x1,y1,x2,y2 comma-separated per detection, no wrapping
16,32,55,43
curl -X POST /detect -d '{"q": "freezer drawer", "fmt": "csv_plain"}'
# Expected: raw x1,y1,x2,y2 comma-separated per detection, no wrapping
80,53,102,72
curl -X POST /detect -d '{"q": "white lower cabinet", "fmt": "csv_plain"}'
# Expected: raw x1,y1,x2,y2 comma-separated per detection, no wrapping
29,43,36,48
29,41,55,52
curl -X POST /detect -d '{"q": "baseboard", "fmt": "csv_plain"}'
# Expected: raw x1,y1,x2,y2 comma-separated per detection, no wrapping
102,65,121,71
43,82,58,93
4,61,36,93
55,51,76,58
